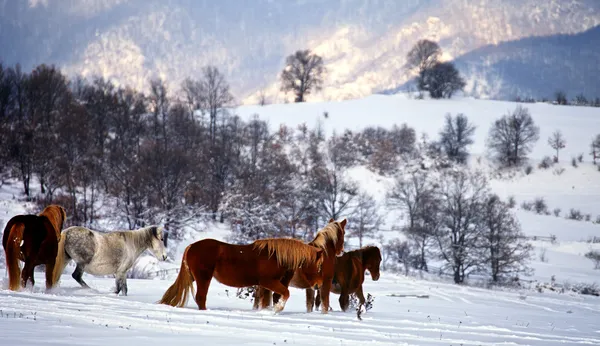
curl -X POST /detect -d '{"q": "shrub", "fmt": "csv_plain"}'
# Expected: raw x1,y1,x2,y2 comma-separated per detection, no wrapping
533,198,548,214
578,153,584,163
595,215,600,224
538,156,553,169
539,247,548,263
566,208,584,221
553,208,561,217
585,251,600,269
553,167,565,176
507,196,516,209
572,157,578,168
585,214,592,222
525,165,533,175
521,201,533,211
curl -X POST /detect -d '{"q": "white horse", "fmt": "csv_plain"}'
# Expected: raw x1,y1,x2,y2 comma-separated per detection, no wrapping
52,225,168,295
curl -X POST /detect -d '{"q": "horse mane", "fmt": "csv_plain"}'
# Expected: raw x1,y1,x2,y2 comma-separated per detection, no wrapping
253,238,319,270
344,246,381,262
310,222,341,251
38,205,66,239
123,225,161,248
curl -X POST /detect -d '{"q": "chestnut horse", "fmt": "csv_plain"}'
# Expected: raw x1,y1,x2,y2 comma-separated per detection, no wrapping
253,218,347,314
158,237,325,313
2,205,66,291
313,245,381,312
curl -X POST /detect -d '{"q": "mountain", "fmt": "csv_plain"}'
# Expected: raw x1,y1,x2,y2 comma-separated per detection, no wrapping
1,0,599,103
454,25,600,101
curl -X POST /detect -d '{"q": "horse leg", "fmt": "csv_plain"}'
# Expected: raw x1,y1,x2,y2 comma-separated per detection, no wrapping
114,273,128,296
72,264,90,288
356,285,366,306
259,280,290,314
315,287,321,310
44,260,55,291
21,259,35,289
319,279,333,314
339,288,350,312
305,288,315,313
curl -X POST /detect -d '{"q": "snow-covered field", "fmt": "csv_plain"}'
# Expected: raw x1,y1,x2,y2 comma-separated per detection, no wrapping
2,94,600,345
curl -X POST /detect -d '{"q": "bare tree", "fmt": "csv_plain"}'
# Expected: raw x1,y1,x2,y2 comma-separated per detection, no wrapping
591,134,600,164
386,170,438,271
435,169,489,284
439,113,476,164
280,50,325,103
406,39,441,74
348,192,383,248
486,105,540,167
555,91,568,105
482,194,533,282
547,130,566,162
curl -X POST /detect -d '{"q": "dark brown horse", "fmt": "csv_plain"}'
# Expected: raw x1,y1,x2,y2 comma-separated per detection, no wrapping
158,237,325,313
312,245,381,312
253,218,347,314
2,205,67,291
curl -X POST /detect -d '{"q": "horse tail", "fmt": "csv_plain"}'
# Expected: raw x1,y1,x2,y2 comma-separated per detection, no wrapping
4,222,24,291
158,245,195,308
51,229,68,287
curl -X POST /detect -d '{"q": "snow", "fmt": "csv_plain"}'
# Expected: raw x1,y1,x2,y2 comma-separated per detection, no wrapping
2,270,600,346
3,93,600,345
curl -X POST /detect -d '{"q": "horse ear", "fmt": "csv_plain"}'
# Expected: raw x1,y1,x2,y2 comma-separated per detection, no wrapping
340,218,347,228
328,218,334,223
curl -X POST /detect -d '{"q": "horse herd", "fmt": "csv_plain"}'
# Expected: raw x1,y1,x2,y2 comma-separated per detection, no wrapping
2,204,382,314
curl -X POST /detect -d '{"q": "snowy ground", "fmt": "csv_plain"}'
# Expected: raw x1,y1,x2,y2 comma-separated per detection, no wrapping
2,94,600,345
2,269,600,346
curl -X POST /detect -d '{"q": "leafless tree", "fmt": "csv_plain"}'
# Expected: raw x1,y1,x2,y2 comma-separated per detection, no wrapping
280,50,325,103
486,105,540,167
406,39,441,74
439,113,476,164
482,194,533,282
547,130,566,162
348,192,383,248
386,170,438,271
435,169,489,283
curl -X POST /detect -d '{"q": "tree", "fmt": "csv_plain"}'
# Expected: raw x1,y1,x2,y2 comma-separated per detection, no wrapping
555,91,567,105
547,130,566,162
439,113,476,164
386,170,438,271
435,169,489,284
591,134,600,164
486,105,540,167
419,62,466,99
406,39,441,75
481,194,533,282
348,192,383,248
280,50,325,103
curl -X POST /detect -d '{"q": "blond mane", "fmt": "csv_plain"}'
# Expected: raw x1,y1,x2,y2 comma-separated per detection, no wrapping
253,238,319,269
310,222,341,251
39,205,66,239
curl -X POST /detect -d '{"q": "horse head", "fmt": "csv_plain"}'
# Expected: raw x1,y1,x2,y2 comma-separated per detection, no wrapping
363,246,382,281
149,226,168,261
331,218,347,256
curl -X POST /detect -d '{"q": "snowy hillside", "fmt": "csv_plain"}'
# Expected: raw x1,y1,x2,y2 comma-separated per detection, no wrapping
2,95,600,345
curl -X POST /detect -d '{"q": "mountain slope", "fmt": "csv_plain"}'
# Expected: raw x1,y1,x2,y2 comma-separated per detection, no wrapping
1,0,599,103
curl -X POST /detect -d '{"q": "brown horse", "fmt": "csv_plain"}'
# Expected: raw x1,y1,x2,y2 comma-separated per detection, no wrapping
2,205,67,291
158,237,325,313
253,218,347,314
312,245,381,312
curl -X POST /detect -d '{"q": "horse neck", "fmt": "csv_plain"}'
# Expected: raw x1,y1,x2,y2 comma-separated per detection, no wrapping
128,228,153,256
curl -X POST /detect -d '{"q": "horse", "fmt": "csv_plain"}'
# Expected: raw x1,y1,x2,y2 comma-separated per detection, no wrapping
2,205,66,291
158,237,325,313
52,225,168,296
253,218,347,314
312,245,381,312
